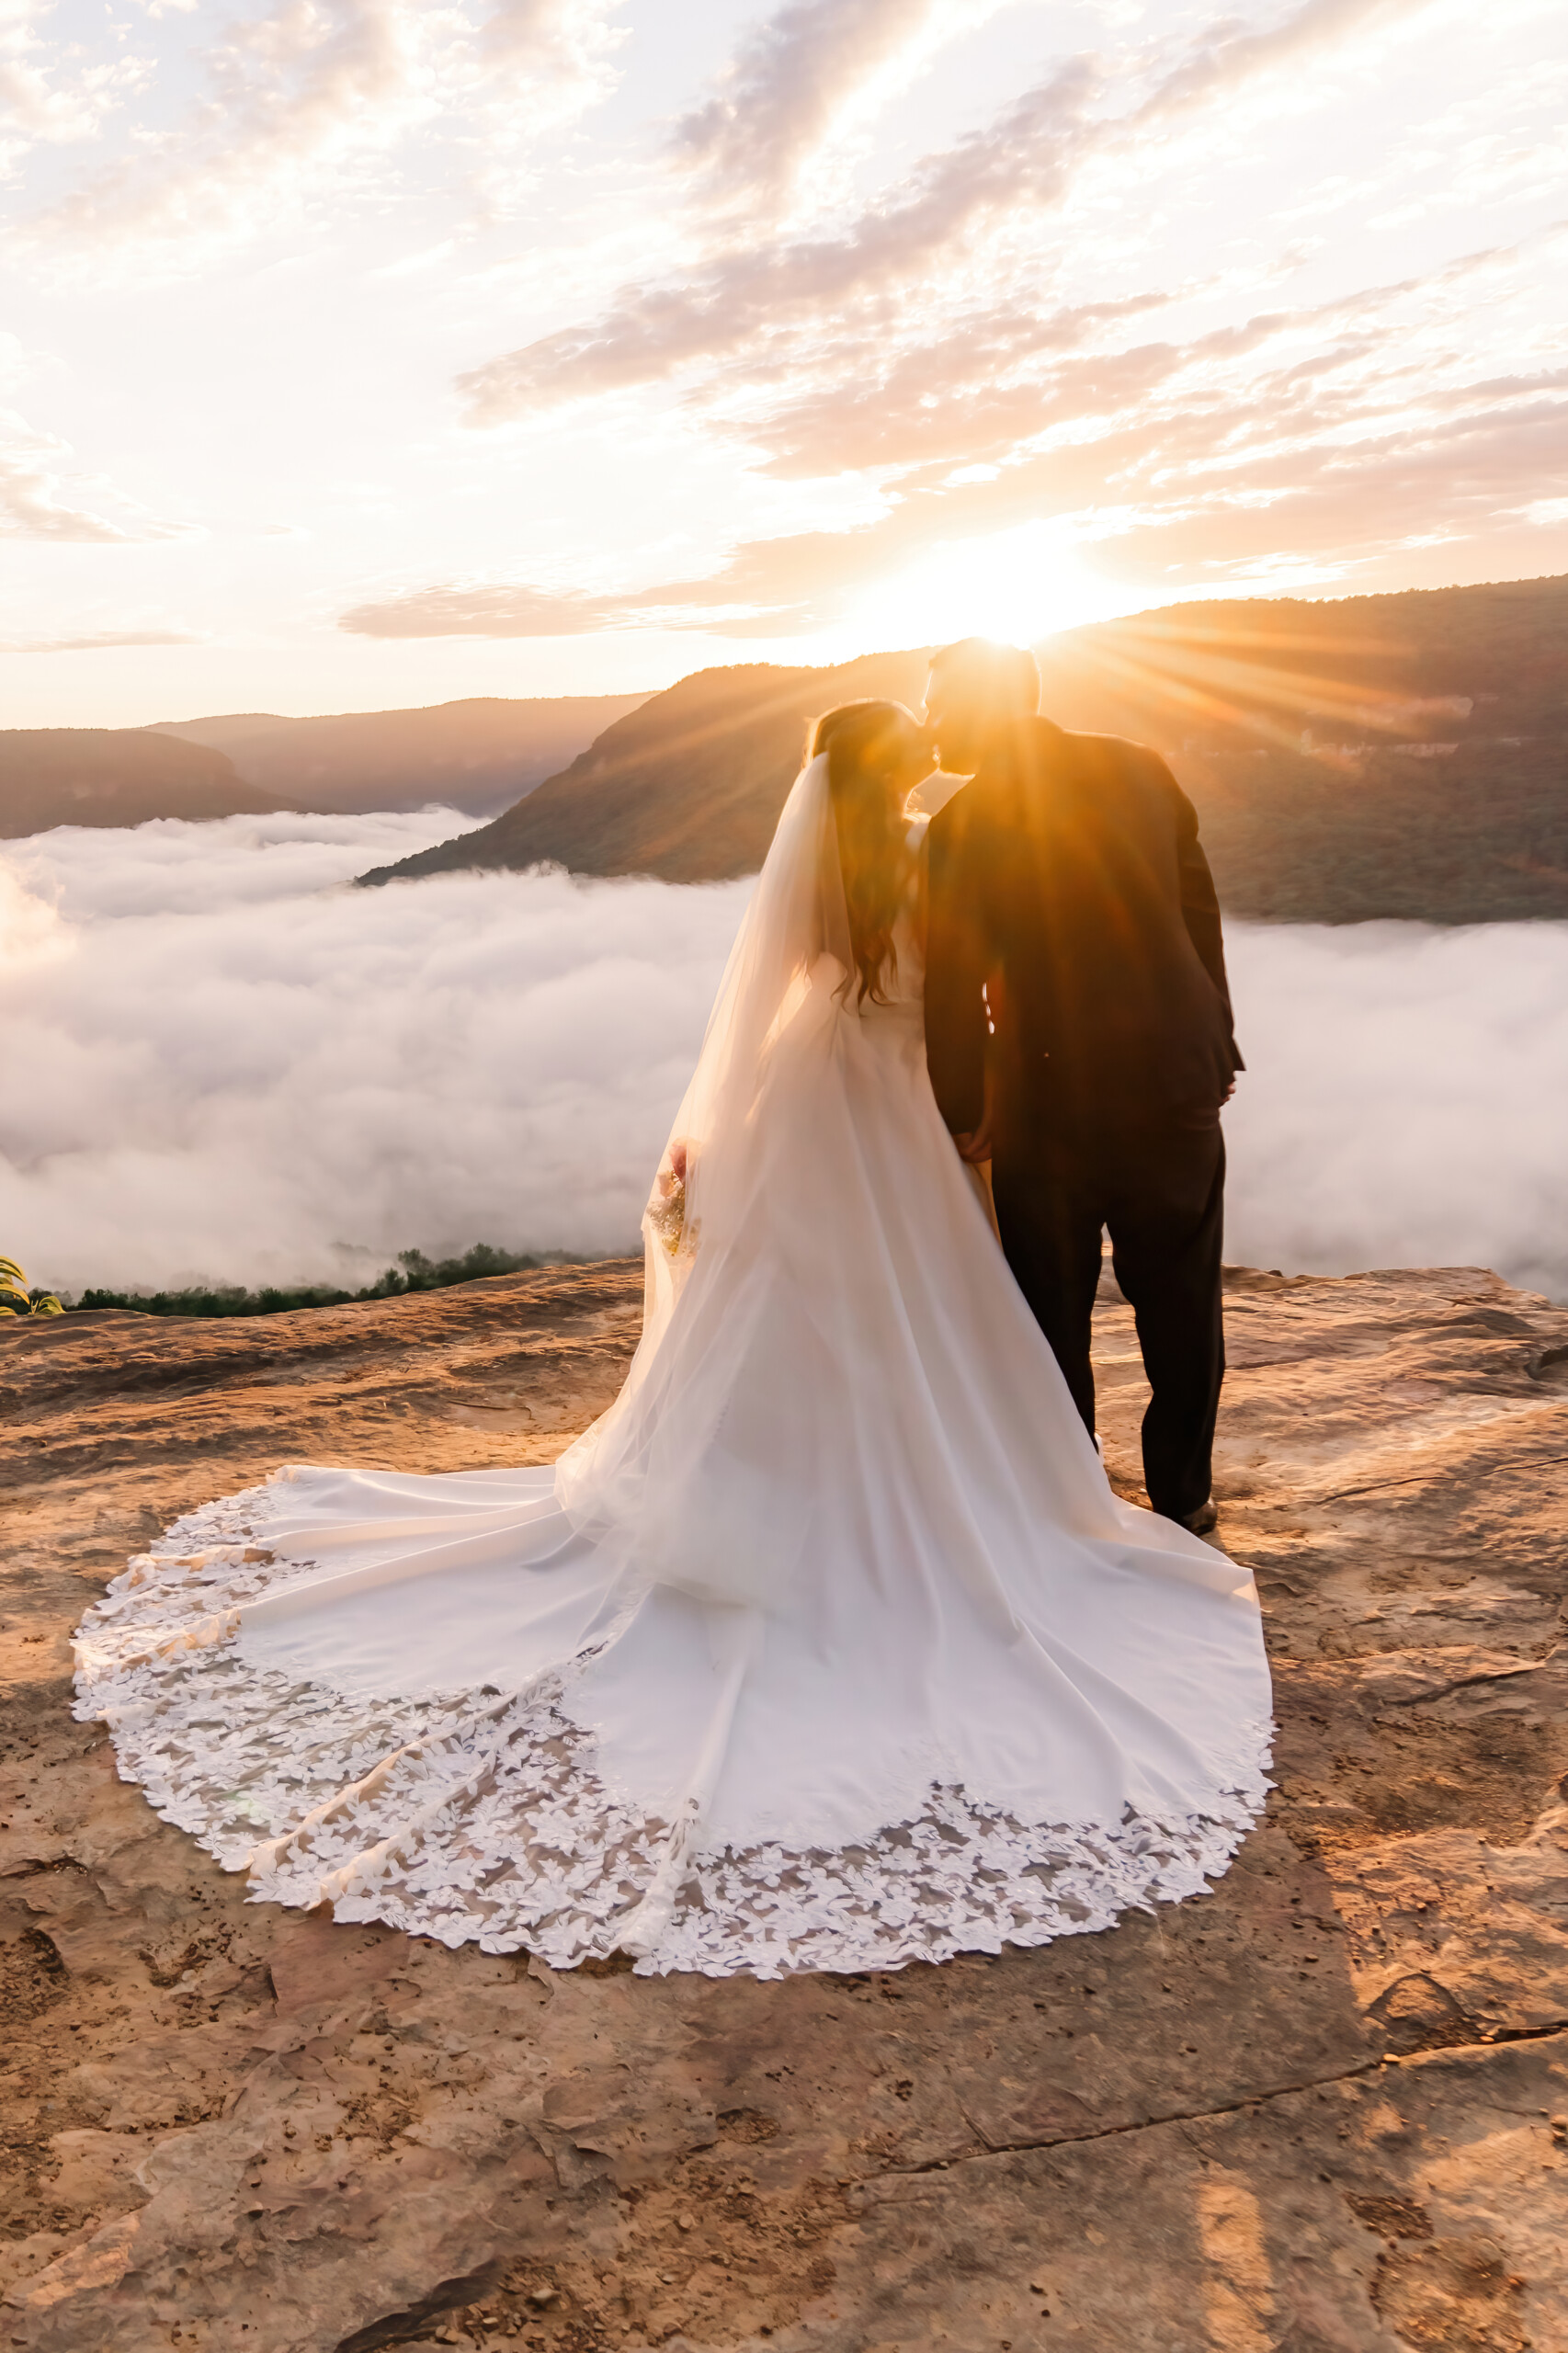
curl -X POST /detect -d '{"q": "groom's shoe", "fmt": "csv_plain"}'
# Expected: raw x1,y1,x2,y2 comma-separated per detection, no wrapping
1179,1498,1219,1535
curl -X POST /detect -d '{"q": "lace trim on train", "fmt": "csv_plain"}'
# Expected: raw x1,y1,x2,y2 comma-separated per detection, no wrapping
73,1482,1273,1982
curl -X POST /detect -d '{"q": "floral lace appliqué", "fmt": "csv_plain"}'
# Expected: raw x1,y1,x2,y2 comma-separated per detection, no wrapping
74,1479,1272,1979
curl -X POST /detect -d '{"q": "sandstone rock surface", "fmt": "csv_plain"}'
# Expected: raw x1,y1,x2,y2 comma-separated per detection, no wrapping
3,1260,1567,2352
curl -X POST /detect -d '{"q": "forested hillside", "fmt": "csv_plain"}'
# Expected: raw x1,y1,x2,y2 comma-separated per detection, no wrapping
0,730,281,837
1039,573,1568,922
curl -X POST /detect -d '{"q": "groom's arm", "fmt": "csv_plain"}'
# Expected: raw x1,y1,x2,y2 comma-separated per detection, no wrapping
1154,755,1244,1074
925,794,991,1137
1151,758,1234,1013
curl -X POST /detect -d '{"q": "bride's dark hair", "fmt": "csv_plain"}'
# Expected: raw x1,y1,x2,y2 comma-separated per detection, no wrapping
809,699,921,1006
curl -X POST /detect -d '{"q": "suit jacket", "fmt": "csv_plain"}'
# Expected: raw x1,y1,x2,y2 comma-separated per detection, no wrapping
925,719,1242,1138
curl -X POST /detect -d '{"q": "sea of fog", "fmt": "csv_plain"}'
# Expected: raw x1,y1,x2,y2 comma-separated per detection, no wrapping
2,808,1564,1302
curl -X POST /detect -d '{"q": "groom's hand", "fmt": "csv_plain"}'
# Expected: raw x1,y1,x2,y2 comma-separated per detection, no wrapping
952,1120,994,1166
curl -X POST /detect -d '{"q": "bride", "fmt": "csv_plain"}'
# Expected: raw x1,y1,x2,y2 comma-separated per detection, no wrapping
74,700,1272,1980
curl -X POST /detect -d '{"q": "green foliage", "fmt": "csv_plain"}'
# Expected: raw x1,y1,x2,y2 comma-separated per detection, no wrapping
70,1243,585,1319
1198,739,1568,924
0,1256,62,1316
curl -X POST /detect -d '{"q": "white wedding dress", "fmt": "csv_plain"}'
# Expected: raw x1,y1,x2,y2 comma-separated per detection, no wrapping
74,757,1273,1979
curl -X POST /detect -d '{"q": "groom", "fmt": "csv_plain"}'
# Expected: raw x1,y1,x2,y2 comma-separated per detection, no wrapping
923,638,1242,1536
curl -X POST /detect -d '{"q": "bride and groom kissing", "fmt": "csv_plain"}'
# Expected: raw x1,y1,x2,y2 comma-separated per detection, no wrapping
77,634,1268,1981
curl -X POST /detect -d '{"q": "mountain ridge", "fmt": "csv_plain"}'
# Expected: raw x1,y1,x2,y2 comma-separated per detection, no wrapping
0,728,283,838
358,574,1568,924
0,695,651,839
150,691,649,818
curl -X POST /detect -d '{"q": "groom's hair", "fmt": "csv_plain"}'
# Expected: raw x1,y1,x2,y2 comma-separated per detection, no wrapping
928,637,1040,715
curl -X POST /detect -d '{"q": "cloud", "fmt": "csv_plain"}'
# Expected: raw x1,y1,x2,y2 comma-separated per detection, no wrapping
479,0,620,77
335,529,898,636
0,629,200,652
0,456,125,543
433,0,1568,627
0,0,146,172
460,54,1101,420
338,581,628,638
35,0,624,259
3,0,1562,700
796,237,1568,523
335,562,812,638
0,410,192,542
1,813,1562,1306
672,0,991,210
460,0,1440,422
45,0,437,253
393,219,1568,642
1129,0,1430,125
335,523,920,637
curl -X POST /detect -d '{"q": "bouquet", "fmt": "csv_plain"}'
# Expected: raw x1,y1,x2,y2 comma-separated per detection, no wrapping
647,1141,697,1260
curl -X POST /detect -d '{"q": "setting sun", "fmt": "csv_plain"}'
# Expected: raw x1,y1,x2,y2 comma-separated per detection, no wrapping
848,521,1140,655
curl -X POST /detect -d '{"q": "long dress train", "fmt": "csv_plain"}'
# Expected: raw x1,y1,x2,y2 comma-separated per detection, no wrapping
73,758,1272,1979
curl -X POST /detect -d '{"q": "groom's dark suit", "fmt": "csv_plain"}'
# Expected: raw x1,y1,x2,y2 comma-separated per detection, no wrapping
926,719,1242,1524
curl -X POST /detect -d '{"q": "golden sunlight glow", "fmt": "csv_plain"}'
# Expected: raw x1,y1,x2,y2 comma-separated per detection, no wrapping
1069,620,1437,762
847,520,1139,653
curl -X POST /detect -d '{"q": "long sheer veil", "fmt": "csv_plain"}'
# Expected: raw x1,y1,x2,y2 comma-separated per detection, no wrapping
553,754,856,1605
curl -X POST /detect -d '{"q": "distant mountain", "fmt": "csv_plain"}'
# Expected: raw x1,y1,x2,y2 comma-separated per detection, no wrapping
358,652,933,886
0,730,283,838
0,694,652,841
360,576,1568,924
151,693,649,818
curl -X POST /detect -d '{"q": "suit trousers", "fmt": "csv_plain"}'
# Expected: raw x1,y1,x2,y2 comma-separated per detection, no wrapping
991,1107,1226,1525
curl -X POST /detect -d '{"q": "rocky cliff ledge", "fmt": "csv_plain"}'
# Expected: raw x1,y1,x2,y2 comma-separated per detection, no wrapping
3,1262,1567,2352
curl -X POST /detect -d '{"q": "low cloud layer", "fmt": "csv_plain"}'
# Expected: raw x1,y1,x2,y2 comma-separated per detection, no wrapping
1223,920,1568,1302
0,813,749,1293
2,813,1563,1302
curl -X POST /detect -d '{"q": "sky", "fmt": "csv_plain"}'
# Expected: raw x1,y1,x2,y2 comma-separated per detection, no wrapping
1,0,1565,725
4,814,1565,1300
